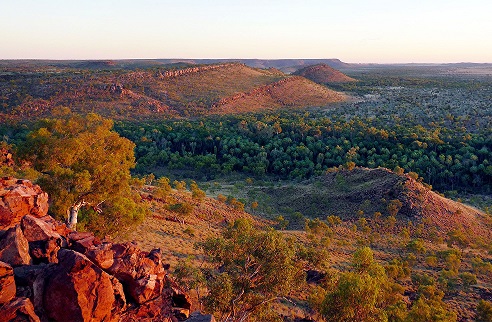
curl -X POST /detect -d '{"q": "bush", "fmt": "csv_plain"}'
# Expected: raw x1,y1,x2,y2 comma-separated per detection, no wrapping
476,300,492,322
167,202,194,215
190,181,206,200
459,272,477,290
407,238,427,254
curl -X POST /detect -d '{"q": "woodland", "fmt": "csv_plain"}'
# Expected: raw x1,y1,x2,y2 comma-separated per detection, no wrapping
1,62,492,321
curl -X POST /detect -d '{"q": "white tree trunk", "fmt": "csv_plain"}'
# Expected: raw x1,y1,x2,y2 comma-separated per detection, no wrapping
67,201,87,230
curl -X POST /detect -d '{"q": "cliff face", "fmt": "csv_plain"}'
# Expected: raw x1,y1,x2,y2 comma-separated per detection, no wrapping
0,177,191,322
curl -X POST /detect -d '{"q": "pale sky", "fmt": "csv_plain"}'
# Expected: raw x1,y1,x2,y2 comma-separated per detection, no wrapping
1,0,491,63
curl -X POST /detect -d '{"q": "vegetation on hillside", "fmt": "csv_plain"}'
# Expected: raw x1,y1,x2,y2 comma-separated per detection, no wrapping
1,62,491,321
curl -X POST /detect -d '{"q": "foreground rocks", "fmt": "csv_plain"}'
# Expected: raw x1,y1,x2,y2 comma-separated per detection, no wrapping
0,178,192,322
0,178,48,230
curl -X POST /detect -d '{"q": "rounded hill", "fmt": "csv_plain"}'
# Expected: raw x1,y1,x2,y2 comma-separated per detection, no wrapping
293,63,357,83
263,167,491,240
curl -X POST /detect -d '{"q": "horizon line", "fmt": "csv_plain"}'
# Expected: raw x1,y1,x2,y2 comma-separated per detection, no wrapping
1,58,491,65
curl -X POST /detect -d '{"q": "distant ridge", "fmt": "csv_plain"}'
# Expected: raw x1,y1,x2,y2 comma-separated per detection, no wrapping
0,62,347,121
0,59,353,73
293,63,357,83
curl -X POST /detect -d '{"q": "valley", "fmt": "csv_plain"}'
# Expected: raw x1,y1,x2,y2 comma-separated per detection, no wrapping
0,59,491,321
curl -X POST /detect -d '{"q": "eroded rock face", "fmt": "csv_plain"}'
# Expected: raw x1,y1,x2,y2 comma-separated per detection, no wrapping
0,297,40,322
0,225,31,266
43,249,123,322
0,261,16,304
0,178,48,230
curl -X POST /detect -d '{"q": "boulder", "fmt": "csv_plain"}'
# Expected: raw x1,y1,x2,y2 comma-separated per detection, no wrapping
119,290,174,322
106,244,166,304
0,178,48,230
13,264,47,302
20,215,64,264
0,225,31,266
28,236,61,264
43,249,124,322
85,242,115,269
68,231,98,254
21,215,62,242
0,297,40,322
0,261,16,304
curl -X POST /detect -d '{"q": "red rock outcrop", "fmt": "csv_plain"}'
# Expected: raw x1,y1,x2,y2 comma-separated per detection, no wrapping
0,178,48,230
0,178,192,322
0,225,31,266
160,63,241,78
0,261,16,304
0,297,40,322
43,249,123,322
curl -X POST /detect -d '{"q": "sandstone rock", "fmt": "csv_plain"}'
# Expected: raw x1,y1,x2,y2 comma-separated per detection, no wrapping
173,307,190,320
130,274,163,304
0,261,16,304
0,225,31,266
0,297,40,322
0,178,48,230
12,264,47,301
119,291,174,322
28,236,61,264
85,242,115,269
68,231,98,254
43,249,123,322
21,215,62,242
106,244,166,304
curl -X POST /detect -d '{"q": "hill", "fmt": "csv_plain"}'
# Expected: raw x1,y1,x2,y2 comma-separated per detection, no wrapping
0,62,347,121
293,63,357,83
116,186,270,266
261,167,492,240
115,171,492,321
212,75,346,113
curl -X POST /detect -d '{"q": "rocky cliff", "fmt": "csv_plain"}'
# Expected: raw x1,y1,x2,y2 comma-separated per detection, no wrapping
0,177,196,322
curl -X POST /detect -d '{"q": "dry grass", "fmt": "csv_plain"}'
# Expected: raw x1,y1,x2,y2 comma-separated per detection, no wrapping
115,173,492,320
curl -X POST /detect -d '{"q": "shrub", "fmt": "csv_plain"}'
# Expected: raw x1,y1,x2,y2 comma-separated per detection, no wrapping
407,238,427,254
476,300,492,322
167,202,194,216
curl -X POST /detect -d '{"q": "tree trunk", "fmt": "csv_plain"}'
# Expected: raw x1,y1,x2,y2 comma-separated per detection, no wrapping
67,201,86,231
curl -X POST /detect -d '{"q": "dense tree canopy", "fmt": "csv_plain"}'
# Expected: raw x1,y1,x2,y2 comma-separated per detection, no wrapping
20,110,145,234
115,109,491,194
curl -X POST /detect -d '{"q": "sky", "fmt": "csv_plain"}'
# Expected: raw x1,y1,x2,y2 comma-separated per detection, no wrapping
1,0,491,63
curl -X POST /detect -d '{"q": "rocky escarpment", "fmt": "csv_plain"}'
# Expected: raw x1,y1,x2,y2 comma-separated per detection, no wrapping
158,63,242,78
0,178,193,322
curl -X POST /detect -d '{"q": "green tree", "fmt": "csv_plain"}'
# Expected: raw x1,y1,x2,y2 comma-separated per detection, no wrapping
154,176,172,200
406,285,457,322
190,180,206,200
20,111,141,233
198,219,303,321
320,247,405,322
